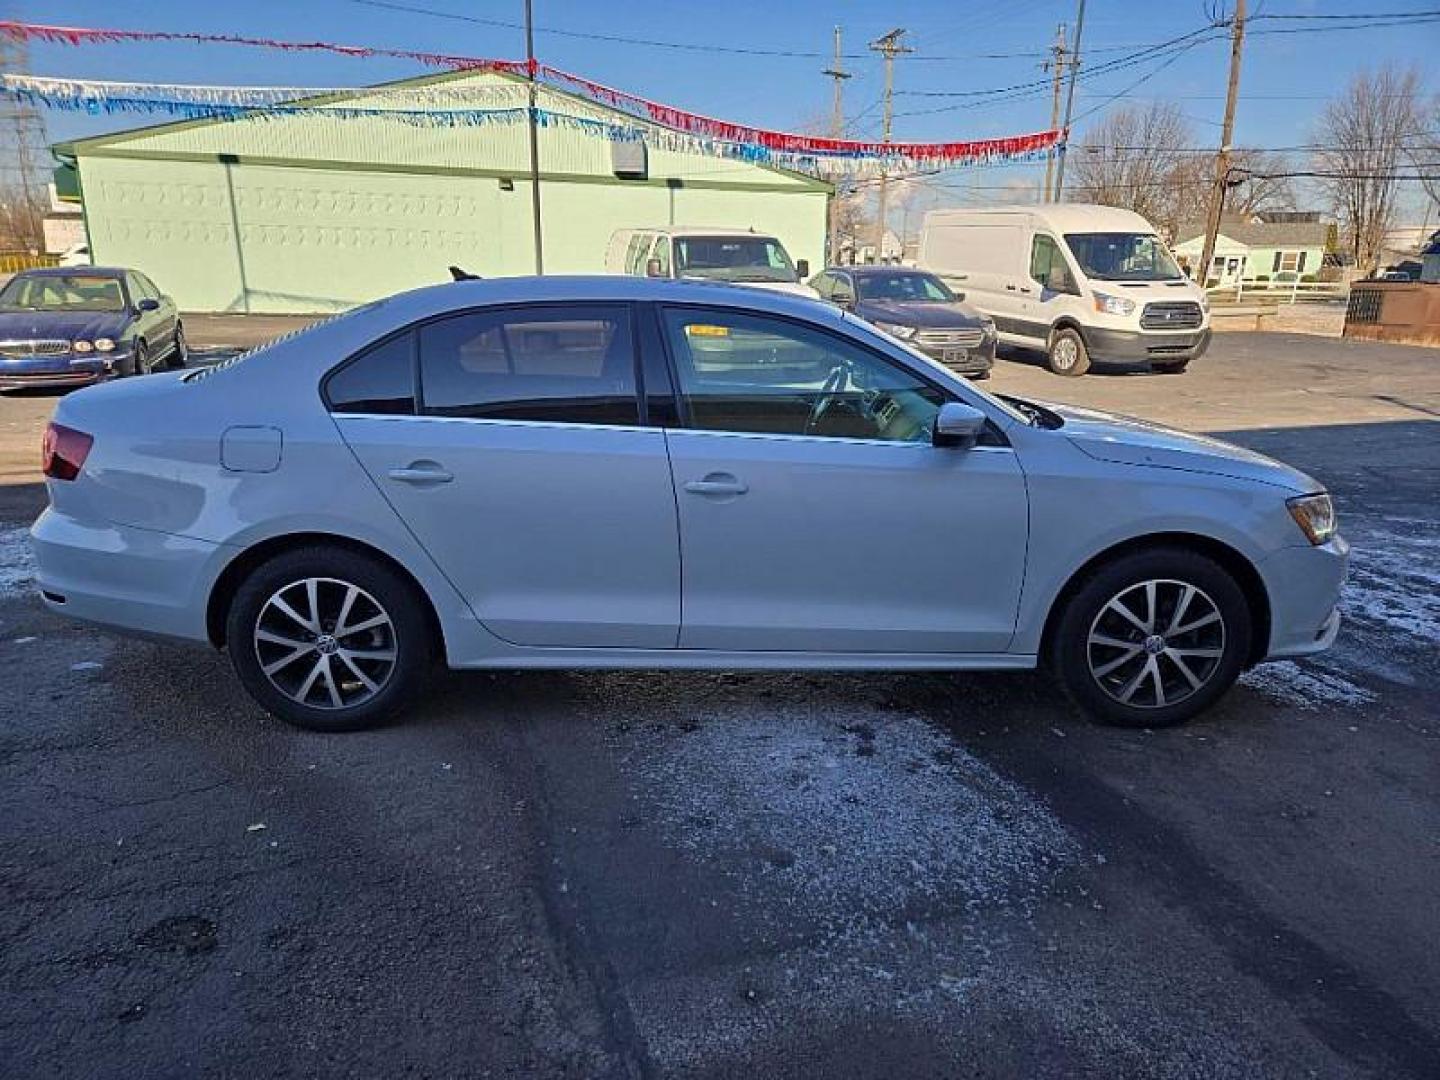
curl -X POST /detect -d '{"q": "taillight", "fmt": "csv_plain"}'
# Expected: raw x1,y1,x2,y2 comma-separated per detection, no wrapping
42,422,93,481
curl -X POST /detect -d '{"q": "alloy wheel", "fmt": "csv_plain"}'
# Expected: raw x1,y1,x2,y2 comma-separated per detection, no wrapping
1086,578,1226,710
253,577,398,710
1052,337,1077,371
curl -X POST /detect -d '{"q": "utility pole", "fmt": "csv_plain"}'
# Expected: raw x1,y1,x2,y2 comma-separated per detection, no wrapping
822,26,851,264
870,27,911,263
1197,0,1247,288
1042,24,1069,203
524,0,544,274
1052,0,1087,202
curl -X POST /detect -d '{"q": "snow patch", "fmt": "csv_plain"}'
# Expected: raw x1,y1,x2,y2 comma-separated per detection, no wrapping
0,526,36,600
1240,660,1377,710
620,696,1078,942
1342,520,1440,647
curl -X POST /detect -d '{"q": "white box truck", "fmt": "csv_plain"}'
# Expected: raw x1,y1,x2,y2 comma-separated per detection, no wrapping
917,204,1211,375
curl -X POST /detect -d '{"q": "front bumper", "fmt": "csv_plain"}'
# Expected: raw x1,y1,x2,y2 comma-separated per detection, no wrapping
1257,534,1349,660
30,507,222,644
1085,326,1212,364
0,356,108,390
915,339,996,377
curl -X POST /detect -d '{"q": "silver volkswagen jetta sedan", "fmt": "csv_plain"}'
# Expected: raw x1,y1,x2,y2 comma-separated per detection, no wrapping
31,277,1346,732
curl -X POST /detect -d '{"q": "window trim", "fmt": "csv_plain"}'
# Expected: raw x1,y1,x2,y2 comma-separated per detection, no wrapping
323,301,648,428
651,302,1005,447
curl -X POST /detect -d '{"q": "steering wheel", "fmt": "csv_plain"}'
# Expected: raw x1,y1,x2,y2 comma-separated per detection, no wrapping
804,363,850,435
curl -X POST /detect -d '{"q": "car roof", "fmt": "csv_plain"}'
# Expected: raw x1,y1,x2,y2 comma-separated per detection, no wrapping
18,266,130,279
836,266,938,277
621,227,780,239
373,274,838,323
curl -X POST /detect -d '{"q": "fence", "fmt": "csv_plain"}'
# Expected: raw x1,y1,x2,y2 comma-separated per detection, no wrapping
0,252,60,274
1206,278,1349,306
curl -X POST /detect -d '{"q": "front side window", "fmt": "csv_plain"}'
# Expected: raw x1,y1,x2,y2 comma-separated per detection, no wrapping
673,237,798,284
855,271,954,302
0,274,127,313
1063,232,1182,282
419,305,638,426
660,307,944,443
327,332,416,415
1030,235,1078,293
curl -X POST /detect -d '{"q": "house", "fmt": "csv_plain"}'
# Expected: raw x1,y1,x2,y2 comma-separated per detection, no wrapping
52,69,830,313
1172,214,1330,287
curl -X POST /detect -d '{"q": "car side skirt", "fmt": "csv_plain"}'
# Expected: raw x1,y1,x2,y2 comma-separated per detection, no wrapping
448,650,1037,672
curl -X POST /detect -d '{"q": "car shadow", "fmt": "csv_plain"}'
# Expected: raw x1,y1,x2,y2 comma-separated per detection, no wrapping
998,344,1155,376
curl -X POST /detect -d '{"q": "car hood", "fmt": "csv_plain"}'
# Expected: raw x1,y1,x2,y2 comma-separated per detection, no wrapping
1046,401,1320,493
855,298,986,327
0,309,128,343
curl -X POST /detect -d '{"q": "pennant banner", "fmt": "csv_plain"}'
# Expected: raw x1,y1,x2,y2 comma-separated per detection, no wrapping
1,19,1064,172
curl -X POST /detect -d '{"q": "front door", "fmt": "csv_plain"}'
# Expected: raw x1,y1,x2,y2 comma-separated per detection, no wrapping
332,303,681,649
657,306,1029,653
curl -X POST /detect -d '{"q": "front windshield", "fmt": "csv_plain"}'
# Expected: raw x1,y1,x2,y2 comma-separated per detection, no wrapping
0,274,127,312
856,272,955,302
675,236,798,283
1063,233,1183,282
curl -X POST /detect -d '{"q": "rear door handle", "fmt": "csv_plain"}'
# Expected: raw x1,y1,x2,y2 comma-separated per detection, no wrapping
388,462,454,485
684,474,748,497
1005,283,1018,291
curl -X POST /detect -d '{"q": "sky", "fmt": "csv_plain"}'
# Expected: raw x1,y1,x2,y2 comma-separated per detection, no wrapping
10,0,1440,224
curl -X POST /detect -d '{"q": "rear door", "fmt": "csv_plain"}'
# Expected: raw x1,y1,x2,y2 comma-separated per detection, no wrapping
331,302,681,649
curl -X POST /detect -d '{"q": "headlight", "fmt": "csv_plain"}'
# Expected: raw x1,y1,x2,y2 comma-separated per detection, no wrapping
1287,493,1337,545
1092,292,1136,317
874,321,917,340
92,338,117,352
71,339,94,353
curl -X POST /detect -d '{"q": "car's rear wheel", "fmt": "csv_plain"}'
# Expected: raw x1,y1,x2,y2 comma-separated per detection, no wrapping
165,324,187,370
1046,327,1090,376
225,546,432,731
1050,547,1252,727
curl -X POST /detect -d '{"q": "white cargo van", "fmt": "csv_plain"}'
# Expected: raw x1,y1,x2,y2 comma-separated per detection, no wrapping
605,227,819,299
917,205,1210,375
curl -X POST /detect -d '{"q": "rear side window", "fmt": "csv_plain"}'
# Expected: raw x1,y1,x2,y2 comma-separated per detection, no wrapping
326,332,416,415
418,305,638,426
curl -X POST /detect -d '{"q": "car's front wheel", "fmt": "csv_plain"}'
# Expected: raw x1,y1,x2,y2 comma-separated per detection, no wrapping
1046,327,1090,376
1050,547,1252,727
225,546,433,731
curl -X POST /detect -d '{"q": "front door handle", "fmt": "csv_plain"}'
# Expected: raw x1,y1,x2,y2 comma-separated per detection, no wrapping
684,474,748,497
1005,283,1018,291
388,462,454,485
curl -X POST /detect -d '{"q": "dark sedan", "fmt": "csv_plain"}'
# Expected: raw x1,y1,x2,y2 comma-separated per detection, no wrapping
810,266,996,378
0,266,185,391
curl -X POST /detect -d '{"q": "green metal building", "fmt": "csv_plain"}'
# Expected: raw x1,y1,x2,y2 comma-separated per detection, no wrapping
54,70,830,313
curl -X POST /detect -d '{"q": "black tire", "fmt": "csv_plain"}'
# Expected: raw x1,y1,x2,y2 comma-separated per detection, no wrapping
121,341,146,378
225,546,433,732
1151,358,1189,374
1049,547,1252,728
1046,327,1090,376
165,323,187,370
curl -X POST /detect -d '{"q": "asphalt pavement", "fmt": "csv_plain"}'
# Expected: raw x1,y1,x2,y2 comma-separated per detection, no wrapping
1,331,1437,1079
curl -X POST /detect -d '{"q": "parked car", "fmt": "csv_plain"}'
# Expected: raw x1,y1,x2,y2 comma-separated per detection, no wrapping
32,277,1345,732
810,265,995,379
606,227,819,299
918,204,1211,376
0,267,185,391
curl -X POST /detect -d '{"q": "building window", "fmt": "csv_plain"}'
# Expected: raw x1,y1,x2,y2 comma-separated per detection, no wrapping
1275,251,1301,274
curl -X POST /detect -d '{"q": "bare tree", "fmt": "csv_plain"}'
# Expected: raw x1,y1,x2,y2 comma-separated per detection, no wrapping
1407,93,1440,214
1312,65,1425,276
1165,147,1296,233
1069,103,1193,228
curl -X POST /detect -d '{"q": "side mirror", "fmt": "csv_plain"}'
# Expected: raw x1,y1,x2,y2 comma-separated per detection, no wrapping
796,258,810,278
645,257,664,278
933,401,987,449
136,298,160,312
